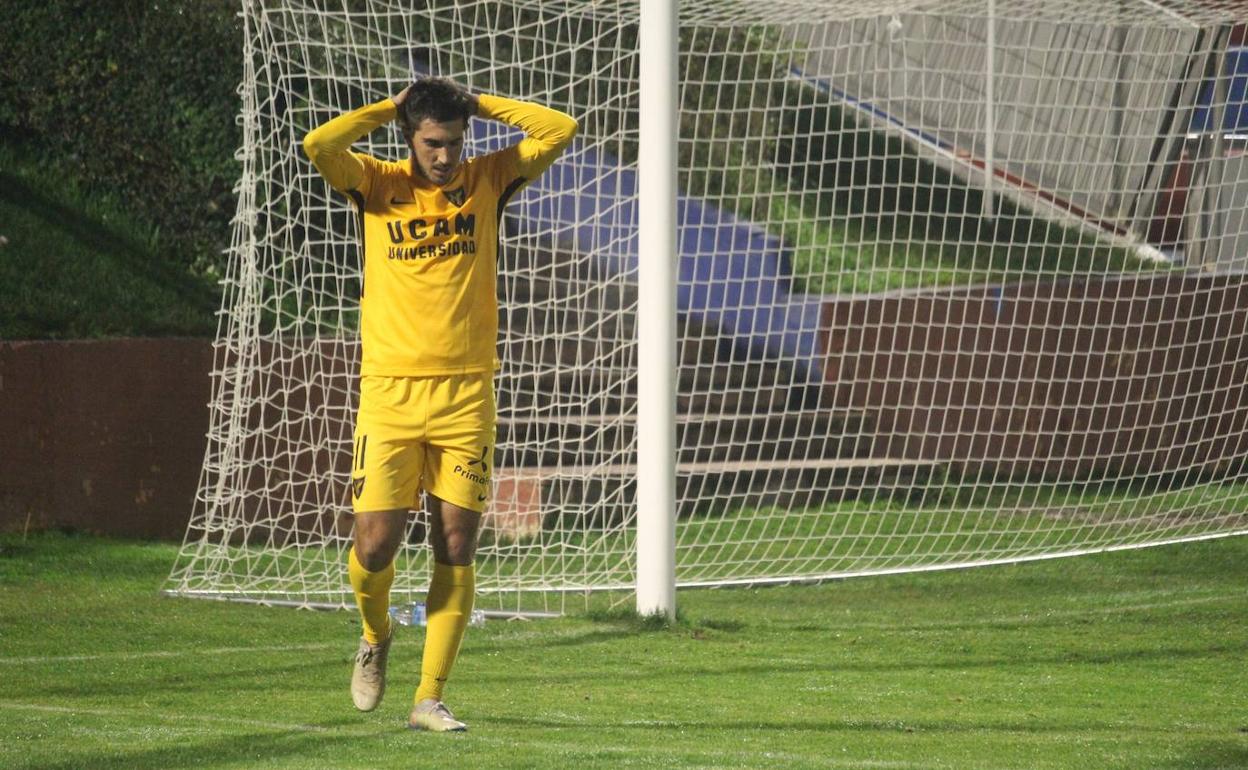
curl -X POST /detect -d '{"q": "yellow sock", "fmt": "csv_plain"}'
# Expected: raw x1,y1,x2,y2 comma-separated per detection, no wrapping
348,547,394,646
414,562,475,703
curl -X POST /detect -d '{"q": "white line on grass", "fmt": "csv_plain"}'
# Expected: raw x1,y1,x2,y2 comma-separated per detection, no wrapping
0,641,342,666
477,591,1244,642
2,703,938,768
0,701,340,734
3,591,1238,667
466,733,932,768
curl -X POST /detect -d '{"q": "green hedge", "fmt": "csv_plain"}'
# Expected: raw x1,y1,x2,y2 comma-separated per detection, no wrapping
0,0,242,278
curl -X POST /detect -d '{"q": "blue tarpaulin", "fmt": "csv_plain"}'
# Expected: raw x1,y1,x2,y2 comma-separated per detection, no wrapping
1190,46,1248,133
470,118,824,386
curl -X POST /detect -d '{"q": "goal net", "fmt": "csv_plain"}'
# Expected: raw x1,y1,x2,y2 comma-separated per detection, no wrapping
167,0,1248,613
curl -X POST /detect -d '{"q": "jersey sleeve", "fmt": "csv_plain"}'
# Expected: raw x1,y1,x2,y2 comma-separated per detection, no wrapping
476,94,577,197
302,98,398,205
478,145,526,212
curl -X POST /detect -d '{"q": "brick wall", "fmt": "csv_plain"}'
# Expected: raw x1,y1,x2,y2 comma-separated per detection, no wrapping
6,272,1247,539
820,273,1248,479
0,338,213,538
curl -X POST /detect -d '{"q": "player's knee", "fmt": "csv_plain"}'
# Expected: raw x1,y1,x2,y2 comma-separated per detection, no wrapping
354,540,395,572
353,535,395,571
438,524,479,565
353,511,406,570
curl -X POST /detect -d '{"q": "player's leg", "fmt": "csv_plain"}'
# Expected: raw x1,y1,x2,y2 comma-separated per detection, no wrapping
427,494,483,566
348,376,426,712
348,508,408,711
409,373,493,732
410,495,480,731
350,508,409,642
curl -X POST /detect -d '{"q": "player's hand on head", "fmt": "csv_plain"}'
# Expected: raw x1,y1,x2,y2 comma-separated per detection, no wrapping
391,78,479,121
391,84,413,112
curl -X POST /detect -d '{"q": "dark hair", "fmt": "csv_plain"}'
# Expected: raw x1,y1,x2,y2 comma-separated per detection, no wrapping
398,77,475,135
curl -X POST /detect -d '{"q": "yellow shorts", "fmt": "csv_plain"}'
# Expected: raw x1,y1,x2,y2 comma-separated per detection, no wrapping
349,373,496,514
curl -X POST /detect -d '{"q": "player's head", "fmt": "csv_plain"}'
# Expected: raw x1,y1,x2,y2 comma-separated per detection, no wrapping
399,78,475,186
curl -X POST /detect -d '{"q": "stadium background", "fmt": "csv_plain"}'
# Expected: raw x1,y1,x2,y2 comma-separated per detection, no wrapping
3,2,1248,543
1,1,239,537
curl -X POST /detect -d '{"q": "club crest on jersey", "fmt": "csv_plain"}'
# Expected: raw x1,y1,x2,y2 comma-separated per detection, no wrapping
443,186,466,207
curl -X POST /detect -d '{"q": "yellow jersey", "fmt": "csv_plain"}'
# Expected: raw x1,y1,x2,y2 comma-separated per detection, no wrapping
303,94,577,376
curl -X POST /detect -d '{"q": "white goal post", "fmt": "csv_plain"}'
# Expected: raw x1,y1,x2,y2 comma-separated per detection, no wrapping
167,0,1248,616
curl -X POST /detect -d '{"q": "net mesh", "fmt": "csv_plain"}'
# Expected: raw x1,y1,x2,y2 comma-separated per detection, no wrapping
167,0,1248,612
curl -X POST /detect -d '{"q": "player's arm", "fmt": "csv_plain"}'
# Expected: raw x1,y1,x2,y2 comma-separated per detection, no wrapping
476,93,578,178
301,97,399,192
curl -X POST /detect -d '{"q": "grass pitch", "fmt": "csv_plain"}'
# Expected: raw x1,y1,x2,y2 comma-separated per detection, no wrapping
1,532,1246,769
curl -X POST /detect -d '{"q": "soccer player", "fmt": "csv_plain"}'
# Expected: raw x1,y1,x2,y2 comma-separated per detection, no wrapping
302,78,577,732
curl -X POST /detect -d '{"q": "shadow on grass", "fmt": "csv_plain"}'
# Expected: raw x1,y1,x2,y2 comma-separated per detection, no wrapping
11,727,388,770
33,657,336,701
497,626,658,650
1127,739,1248,770
483,711,1220,738
471,637,1248,687
461,615,698,653
0,172,202,292
0,169,217,336
586,606,686,631
582,606,745,633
